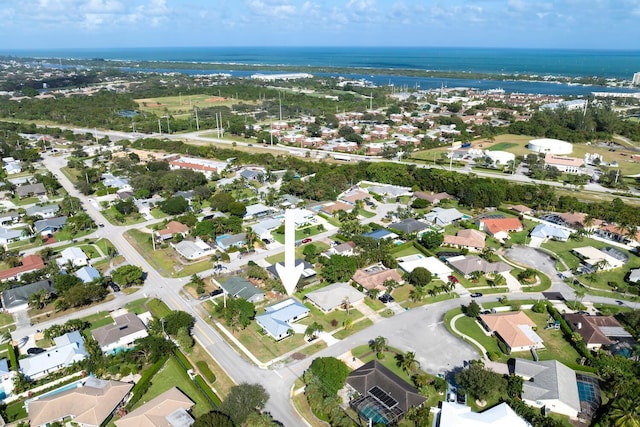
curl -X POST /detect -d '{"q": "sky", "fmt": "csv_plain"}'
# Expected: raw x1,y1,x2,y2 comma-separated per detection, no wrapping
1,0,640,50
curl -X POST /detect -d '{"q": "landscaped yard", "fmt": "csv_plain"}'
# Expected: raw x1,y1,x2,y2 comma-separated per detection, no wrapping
102,206,146,226
233,323,308,363
272,225,327,244
265,242,329,264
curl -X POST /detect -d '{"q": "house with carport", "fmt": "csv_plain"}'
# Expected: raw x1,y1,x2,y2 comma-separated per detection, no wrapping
255,299,309,340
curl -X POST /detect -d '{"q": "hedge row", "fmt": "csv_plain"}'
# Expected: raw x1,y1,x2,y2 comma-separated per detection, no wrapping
546,303,592,359
196,361,216,384
173,349,194,371
6,342,17,371
125,354,169,410
194,374,221,407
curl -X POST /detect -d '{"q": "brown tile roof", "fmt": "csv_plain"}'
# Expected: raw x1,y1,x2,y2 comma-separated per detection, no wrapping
564,314,630,346
479,311,540,349
320,201,353,215
510,205,532,214
480,217,523,236
341,191,370,204
352,266,403,291
158,221,189,237
29,379,133,427
413,191,451,203
115,387,194,427
443,229,486,249
0,255,45,281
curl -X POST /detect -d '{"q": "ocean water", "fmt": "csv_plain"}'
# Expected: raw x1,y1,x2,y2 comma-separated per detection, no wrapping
2,46,640,95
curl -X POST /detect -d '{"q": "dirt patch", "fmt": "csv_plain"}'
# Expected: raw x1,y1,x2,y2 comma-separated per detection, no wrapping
206,97,226,103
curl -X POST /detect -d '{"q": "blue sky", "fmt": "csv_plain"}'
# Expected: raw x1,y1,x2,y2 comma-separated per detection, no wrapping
1,0,639,50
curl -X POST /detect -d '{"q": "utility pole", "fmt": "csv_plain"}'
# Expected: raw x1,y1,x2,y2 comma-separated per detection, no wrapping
166,115,171,134
194,108,200,131
158,119,162,135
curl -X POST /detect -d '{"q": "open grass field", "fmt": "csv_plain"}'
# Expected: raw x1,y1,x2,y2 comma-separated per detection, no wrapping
135,94,256,117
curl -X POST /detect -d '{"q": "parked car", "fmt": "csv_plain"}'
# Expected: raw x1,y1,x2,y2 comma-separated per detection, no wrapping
447,275,459,284
27,347,46,355
470,292,483,298
378,294,395,303
210,289,224,297
301,238,312,244
480,310,491,315
198,294,210,300
109,283,121,292
98,223,105,228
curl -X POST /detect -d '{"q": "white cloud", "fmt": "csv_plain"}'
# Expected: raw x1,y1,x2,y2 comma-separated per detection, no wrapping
246,0,297,18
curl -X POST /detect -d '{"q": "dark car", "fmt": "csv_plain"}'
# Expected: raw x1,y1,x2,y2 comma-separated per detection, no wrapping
210,289,224,297
480,310,491,315
301,238,312,244
98,223,105,228
109,283,121,292
378,294,395,303
470,292,483,298
27,347,46,355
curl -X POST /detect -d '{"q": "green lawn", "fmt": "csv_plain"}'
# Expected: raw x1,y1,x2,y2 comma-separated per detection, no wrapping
147,298,172,318
298,303,363,333
102,206,146,226
265,242,329,264
359,209,376,219
233,323,307,363
272,225,327,244
486,142,518,151
132,357,214,418
444,308,499,358
124,298,150,314
333,318,374,339
391,242,423,258
541,236,610,270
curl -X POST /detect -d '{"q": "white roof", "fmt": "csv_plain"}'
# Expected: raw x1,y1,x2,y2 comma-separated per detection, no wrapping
19,331,87,378
438,402,530,427
397,254,452,280
305,282,365,311
245,203,271,216
288,208,315,225
573,246,624,269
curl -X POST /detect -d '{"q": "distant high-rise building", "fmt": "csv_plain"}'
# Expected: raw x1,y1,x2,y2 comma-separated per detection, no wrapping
633,72,640,86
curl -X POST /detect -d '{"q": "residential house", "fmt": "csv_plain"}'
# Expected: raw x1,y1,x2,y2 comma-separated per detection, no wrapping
267,259,316,281
305,282,365,312
513,359,581,418
448,255,511,277
115,387,194,427
171,239,214,260
424,207,465,227
134,196,164,219
0,227,27,245
256,299,310,340
288,208,316,227
479,311,544,352
435,402,529,427
389,218,431,235
572,246,625,271
0,210,20,225
280,194,303,208
34,216,67,237
629,268,640,284
346,360,426,426
530,223,571,243
325,241,357,257
564,313,633,351
25,204,59,219
74,266,101,283
102,173,132,192
28,378,133,427
595,223,640,245
215,233,247,251
0,279,54,313
19,331,88,380
367,184,412,198
3,158,21,175
340,189,370,205
219,276,265,303
251,218,282,242
510,204,533,215
239,168,265,181
319,201,353,215
413,191,451,205
168,156,226,179
363,229,398,241
15,183,46,198
397,254,453,281
443,229,486,251
244,203,272,219
91,312,149,354
0,358,15,397
56,247,88,267
174,190,195,203
0,254,45,282
352,264,403,292
477,217,523,241
156,221,189,241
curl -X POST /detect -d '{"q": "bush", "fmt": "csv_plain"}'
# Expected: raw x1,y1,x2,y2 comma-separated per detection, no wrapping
496,337,510,355
194,374,222,407
173,348,193,370
7,342,18,371
532,301,547,313
196,361,216,383
488,351,500,361
126,354,169,409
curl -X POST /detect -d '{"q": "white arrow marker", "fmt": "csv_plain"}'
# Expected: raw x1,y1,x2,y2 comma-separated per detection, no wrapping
276,208,304,295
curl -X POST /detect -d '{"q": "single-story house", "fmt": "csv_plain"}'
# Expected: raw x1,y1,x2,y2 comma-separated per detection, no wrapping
572,246,624,271
74,266,101,283
0,254,45,282
256,299,310,340
91,312,149,354
267,259,316,281
319,201,353,215
15,182,46,198
413,191,451,205
511,204,533,215
102,173,132,191
251,218,282,242
389,218,431,235
436,401,529,427
595,223,640,245
19,331,88,380
305,282,365,312
34,216,67,237
239,168,265,181
0,279,54,313
479,311,544,352
220,276,265,303
363,229,398,241
28,378,133,427
443,229,486,251
215,233,247,251
289,208,316,227
447,255,511,277
477,217,523,241
346,360,426,426
0,227,26,245
530,223,571,243
352,264,403,292
156,221,189,241
174,190,195,203
244,203,272,219
171,239,214,260
424,207,465,227
56,247,89,267
396,254,453,282
366,184,412,198
629,268,640,284
0,210,20,225
26,204,59,219
325,241,357,257
4,159,21,175
564,313,633,351
513,358,580,418
280,194,303,208
115,387,194,427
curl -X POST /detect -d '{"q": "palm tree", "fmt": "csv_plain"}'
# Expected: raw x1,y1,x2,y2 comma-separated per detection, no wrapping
409,286,427,302
399,351,420,373
368,288,381,300
28,289,50,310
370,336,388,359
304,322,324,340
469,270,483,283
492,273,506,288
342,296,351,315
610,397,640,427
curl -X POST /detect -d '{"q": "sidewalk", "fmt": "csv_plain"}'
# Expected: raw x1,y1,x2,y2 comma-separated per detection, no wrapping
213,321,268,369
449,313,487,360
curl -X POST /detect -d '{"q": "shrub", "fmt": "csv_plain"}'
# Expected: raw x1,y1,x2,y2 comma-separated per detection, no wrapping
196,361,216,383
126,355,168,409
488,351,500,361
194,374,222,407
496,337,510,355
